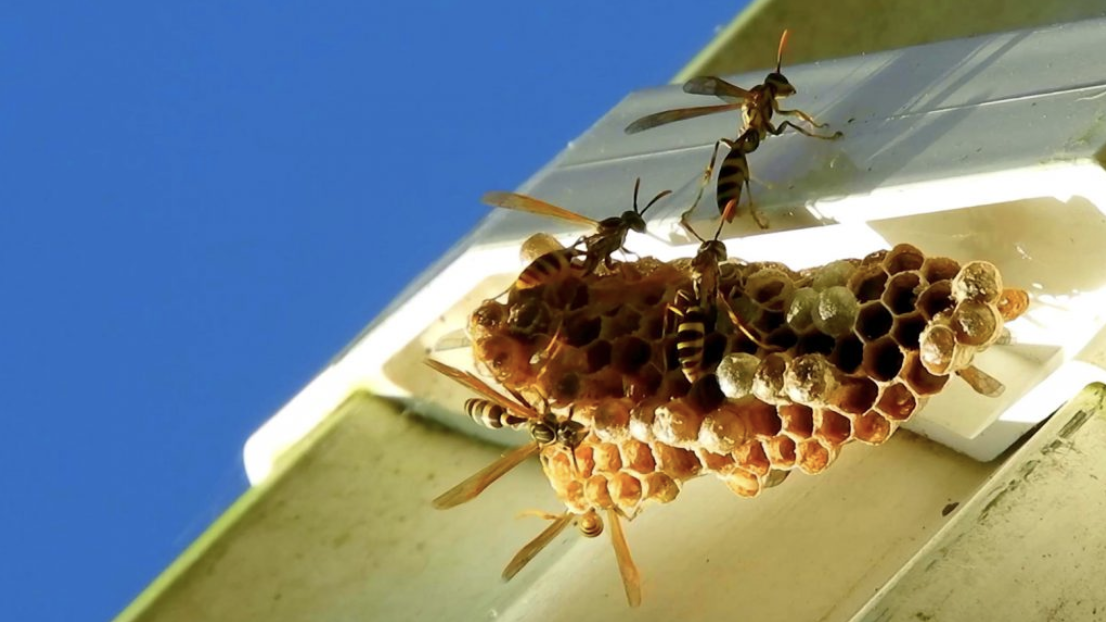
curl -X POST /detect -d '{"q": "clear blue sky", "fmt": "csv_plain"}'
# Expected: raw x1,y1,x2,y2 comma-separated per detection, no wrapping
0,3,750,620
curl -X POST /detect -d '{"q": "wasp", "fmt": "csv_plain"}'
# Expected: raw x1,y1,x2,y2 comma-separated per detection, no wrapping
426,358,642,607
425,358,584,509
625,30,841,145
482,178,671,277
625,31,841,225
687,127,765,229
504,506,641,607
667,204,772,382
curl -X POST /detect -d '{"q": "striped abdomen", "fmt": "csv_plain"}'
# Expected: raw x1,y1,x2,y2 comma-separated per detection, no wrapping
675,306,709,382
465,398,529,430
517,249,578,289
715,149,751,216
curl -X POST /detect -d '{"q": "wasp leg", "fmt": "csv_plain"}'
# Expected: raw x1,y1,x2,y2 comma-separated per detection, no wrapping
775,106,829,128
681,138,729,234
769,120,843,140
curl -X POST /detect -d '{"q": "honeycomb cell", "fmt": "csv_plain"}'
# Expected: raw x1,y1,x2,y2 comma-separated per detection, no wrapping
797,439,832,474
903,352,950,396
591,399,632,443
628,398,661,443
951,299,1002,347
610,472,643,510
722,469,762,498
566,280,591,310
922,256,960,284
891,311,927,349
917,280,954,320
919,324,960,375
796,331,836,356
951,261,1003,304
651,443,702,480
550,370,582,403
816,409,853,447
611,335,652,374
882,271,923,314
688,374,727,413
856,302,894,341
862,336,905,383
834,377,879,415
854,411,893,445
584,339,612,373
740,397,784,437
876,382,918,421
765,435,798,467
564,312,602,347
733,440,771,475
619,439,657,474
470,299,506,332
779,403,815,438
784,354,837,405
813,286,861,336
752,353,789,403
585,475,613,507
831,333,864,374
746,269,795,311
592,442,624,473
699,402,750,453
653,399,706,447
696,449,737,473
883,243,925,274
811,259,856,291
787,287,818,331
766,326,799,350
507,297,552,337
641,472,680,504
848,266,888,303
475,334,531,385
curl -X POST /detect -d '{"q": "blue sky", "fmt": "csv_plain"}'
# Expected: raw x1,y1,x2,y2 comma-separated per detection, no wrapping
0,3,749,620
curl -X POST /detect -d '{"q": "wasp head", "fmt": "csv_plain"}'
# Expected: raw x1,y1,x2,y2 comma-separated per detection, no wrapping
765,72,796,98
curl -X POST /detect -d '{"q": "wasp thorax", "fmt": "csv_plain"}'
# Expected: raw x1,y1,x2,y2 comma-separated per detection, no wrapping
951,261,1003,304
530,421,557,444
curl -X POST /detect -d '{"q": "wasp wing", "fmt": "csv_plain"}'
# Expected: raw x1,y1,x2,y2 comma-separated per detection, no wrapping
431,442,540,509
501,511,574,581
683,76,751,103
957,365,1005,398
624,103,743,134
607,508,643,608
425,358,541,423
481,191,598,226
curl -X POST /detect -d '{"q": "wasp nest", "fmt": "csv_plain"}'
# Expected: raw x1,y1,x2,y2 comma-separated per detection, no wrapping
469,243,1026,509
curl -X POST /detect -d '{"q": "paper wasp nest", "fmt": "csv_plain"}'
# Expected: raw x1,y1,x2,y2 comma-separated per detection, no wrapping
468,243,1025,509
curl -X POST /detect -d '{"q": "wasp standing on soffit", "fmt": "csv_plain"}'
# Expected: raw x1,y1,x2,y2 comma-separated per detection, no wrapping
626,30,842,230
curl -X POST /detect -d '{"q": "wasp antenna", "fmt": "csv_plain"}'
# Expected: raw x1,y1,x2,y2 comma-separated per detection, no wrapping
777,29,790,73
632,177,642,212
640,188,672,217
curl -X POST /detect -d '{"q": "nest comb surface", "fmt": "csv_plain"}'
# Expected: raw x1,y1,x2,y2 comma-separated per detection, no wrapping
470,243,1025,508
